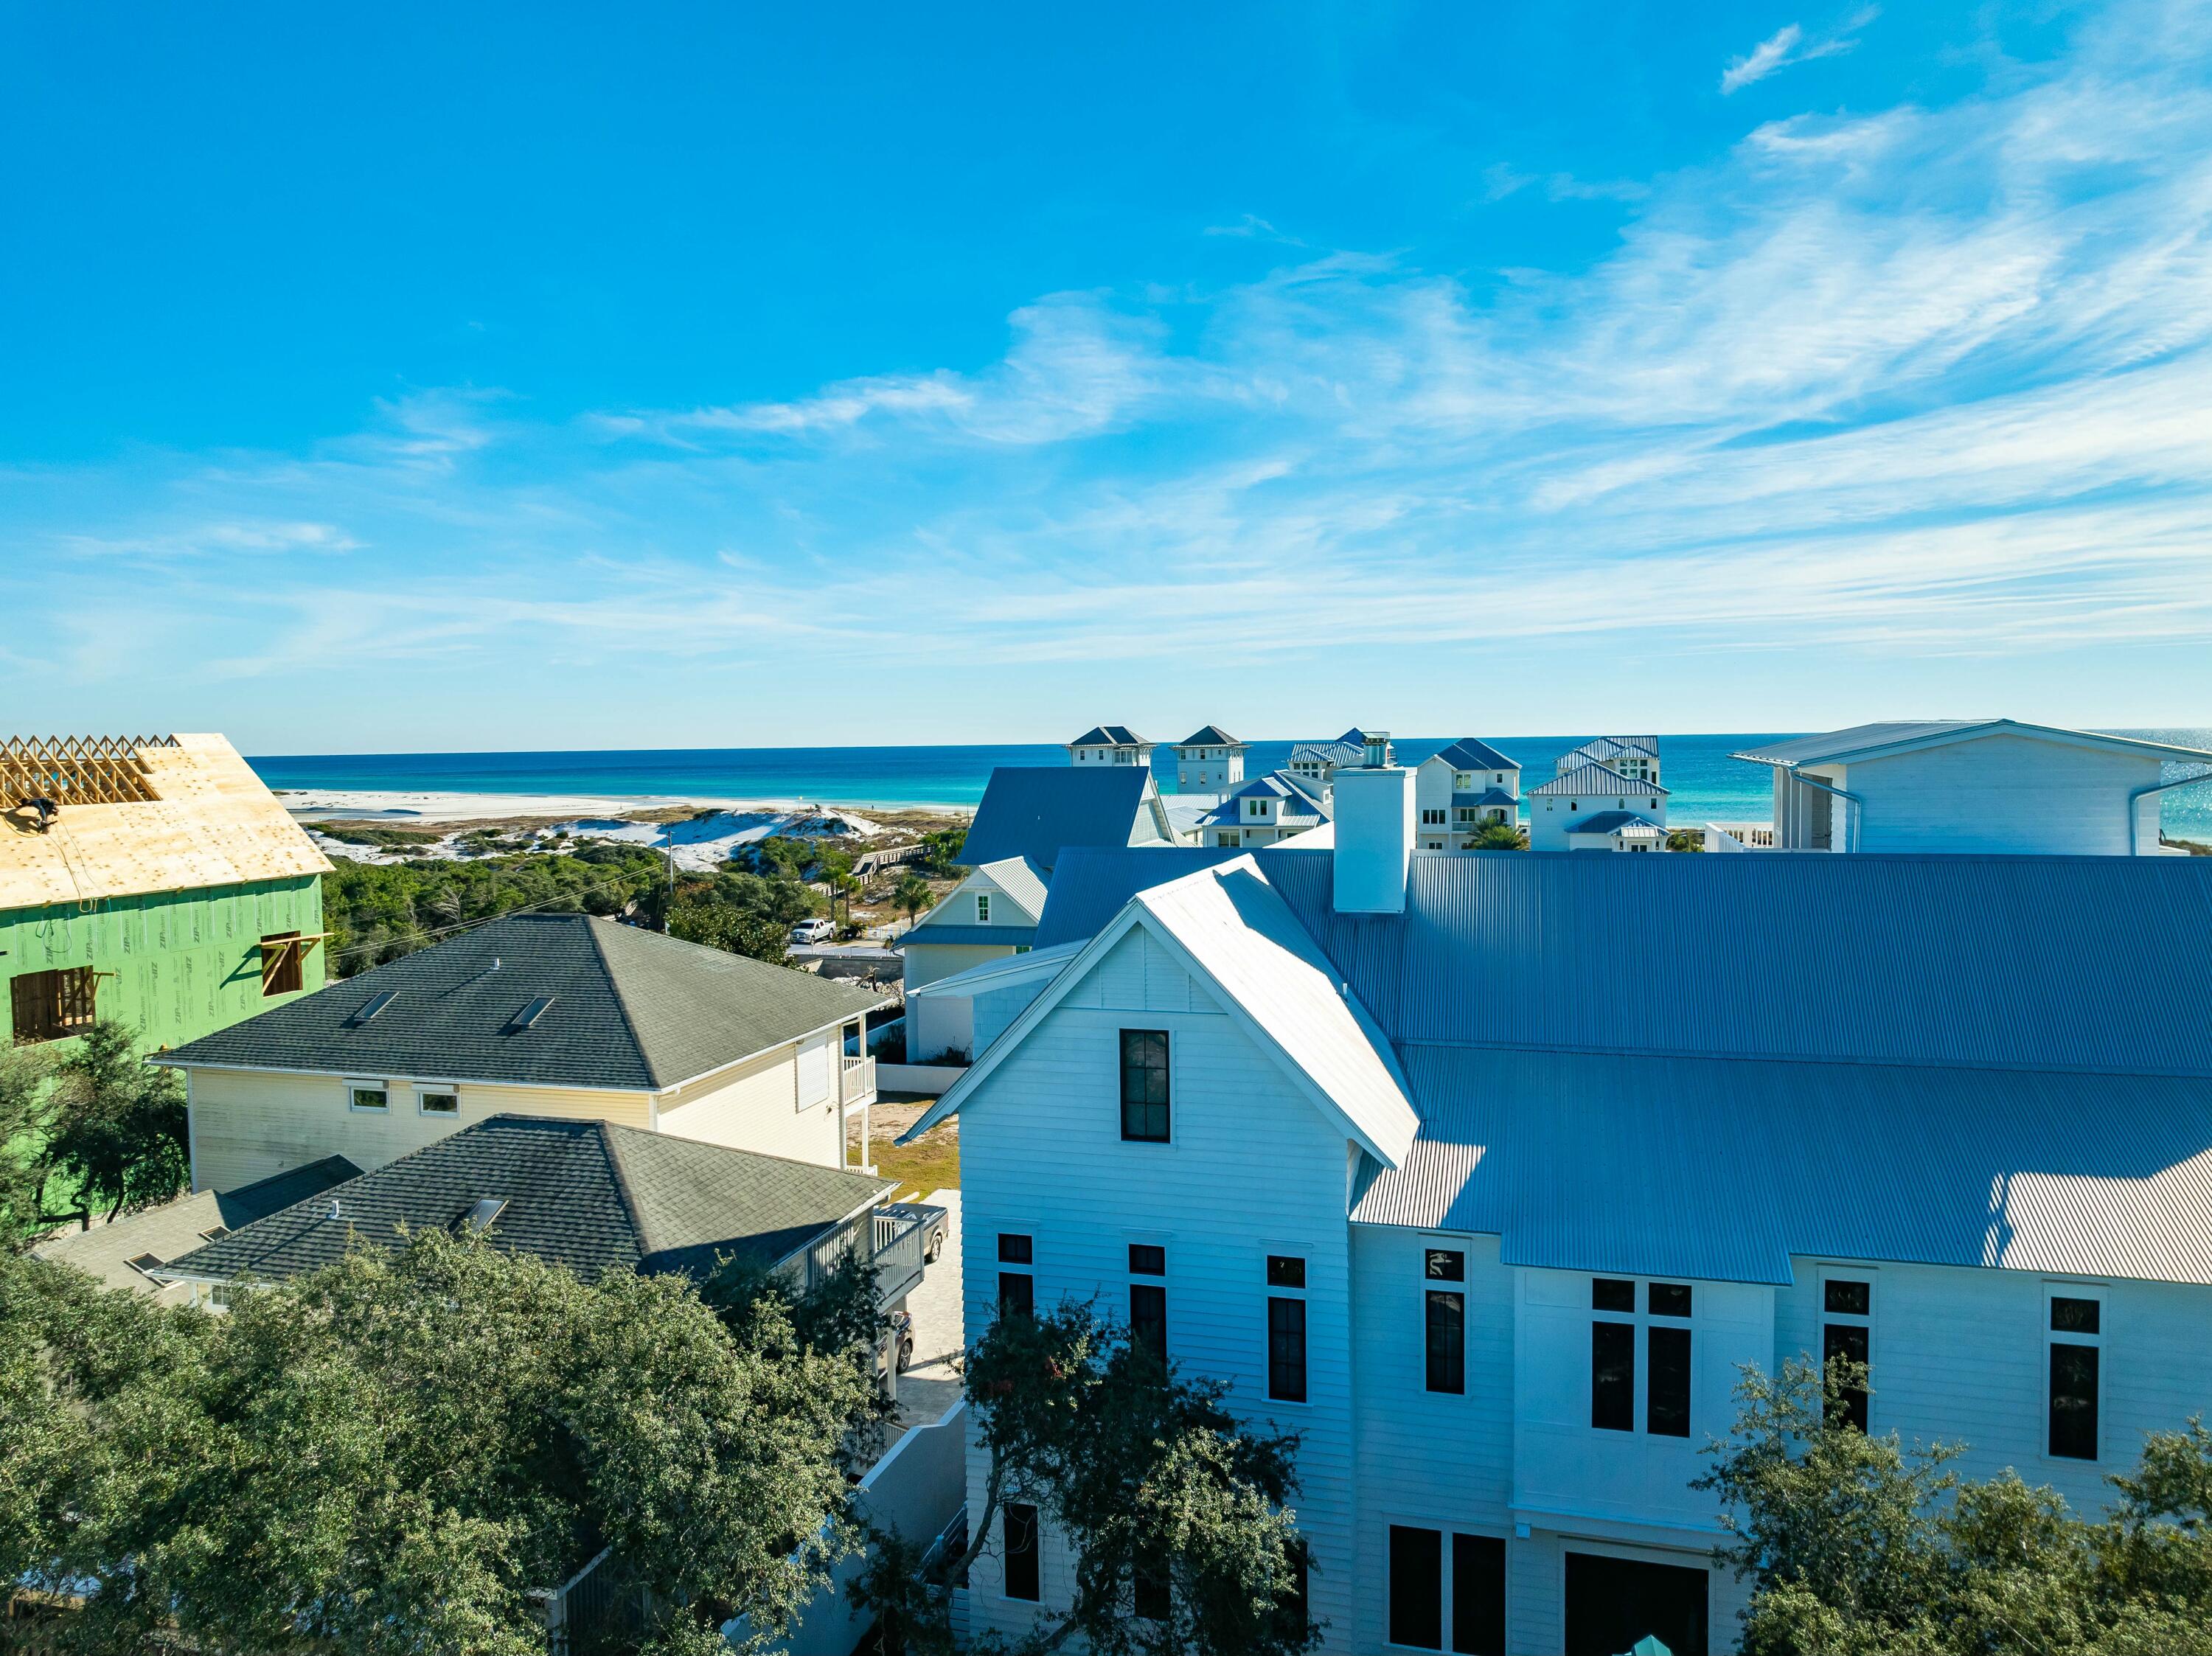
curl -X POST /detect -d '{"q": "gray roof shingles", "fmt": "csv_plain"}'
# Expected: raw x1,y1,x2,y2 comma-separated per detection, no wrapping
154,1115,891,1287
157,913,882,1091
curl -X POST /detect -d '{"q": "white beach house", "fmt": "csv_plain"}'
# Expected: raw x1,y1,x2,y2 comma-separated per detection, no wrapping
1413,738,1521,849
1172,725,1246,793
1065,725,1155,768
897,855,1047,1062
1732,719,2212,855
905,748,2212,1655
1527,737,1670,852
1195,771,1330,848
1288,727,1391,786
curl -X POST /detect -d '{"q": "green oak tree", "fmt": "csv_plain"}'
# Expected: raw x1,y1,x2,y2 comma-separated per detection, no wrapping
40,1020,189,1228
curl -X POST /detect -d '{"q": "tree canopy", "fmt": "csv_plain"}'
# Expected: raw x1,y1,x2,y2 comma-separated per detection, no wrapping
860,1300,1315,1656
1698,1355,2212,1656
1,1231,882,1656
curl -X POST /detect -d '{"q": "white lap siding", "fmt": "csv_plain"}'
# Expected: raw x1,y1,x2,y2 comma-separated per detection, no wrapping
956,926,1363,1650
1773,1259,2212,1511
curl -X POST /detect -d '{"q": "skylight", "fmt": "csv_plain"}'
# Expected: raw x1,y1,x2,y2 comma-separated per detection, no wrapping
507,995,555,1031
348,990,398,1026
460,1196,508,1231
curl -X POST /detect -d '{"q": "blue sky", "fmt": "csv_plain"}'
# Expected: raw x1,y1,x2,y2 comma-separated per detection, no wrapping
4,0,2210,751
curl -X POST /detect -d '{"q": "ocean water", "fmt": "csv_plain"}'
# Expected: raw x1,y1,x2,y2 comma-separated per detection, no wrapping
248,729,2212,837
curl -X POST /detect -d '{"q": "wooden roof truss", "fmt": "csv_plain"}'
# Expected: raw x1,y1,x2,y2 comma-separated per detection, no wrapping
1,735,178,808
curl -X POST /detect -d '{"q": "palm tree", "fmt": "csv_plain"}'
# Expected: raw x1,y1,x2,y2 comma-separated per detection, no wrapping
894,872,932,931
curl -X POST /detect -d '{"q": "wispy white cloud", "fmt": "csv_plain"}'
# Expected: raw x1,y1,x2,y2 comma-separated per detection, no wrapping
1721,9,1875,94
7,0,2211,740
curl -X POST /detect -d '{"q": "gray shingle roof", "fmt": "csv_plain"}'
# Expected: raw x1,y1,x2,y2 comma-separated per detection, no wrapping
34,1157,359,1295
153,1115,891,1287
156,913,881,1090
959,767,1167,870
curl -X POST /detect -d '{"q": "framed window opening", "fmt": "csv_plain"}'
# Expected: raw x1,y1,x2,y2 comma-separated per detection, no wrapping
1002,1502,1041,1601
1425,1245,1467,1396
1266,1253,1308,1404
1820,1271,1874,1433
1119,1029,1171,1143
2046,1284,2104,1462
1590,1276,1694,1438
10,966,99,1045
347,1079,390,1113
998,1232,1034,1322
1387,1522,1506,1654
417,1083,459,1117
1127,1241,1168,1368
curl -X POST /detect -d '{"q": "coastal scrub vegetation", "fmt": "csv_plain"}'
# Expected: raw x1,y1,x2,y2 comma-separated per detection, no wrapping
322,849,828,977
1698,1356,2212,1655
858,1299,1315,1656
0,1228,891,1656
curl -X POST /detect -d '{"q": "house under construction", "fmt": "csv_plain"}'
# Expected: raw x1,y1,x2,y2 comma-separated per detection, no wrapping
1,734,331,1052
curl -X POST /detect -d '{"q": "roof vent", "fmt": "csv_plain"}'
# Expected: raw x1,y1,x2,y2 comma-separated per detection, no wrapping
126,1252,164,1276
327,1198,343,1221
460,1196,508,1232
348,990,398,1026
506,995,554,1031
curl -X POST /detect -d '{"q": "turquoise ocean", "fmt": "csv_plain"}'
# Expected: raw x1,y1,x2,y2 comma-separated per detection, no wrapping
248,731,2212,840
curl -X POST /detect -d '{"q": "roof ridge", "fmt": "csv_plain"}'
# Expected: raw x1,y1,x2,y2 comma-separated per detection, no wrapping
580,915,674,1088
594,1118,662,1259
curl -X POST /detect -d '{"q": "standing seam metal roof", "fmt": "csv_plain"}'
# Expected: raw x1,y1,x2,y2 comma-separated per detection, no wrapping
1530,762,1670,798
957,767,1167,870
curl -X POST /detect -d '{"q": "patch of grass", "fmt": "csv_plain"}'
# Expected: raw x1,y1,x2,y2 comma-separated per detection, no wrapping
869,1122,959,1197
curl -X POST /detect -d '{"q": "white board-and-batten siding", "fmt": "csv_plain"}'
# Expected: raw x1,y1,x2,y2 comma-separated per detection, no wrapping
958,926,1363,1649
186,1037,843,1194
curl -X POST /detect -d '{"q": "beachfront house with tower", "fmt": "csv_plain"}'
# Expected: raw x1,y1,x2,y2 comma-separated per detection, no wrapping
1413,738,1520,849
1731,719,2212,855
1066,726,1154,768
1528,738,1670,852
1288,728,1392,787
1194,771,1329,848
902,734,2212,1656
1172,726,1245,793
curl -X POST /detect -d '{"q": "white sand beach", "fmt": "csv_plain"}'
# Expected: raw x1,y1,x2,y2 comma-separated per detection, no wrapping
277,789,961,871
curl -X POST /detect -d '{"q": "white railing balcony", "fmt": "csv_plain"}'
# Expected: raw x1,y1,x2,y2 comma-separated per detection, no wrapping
841,1053,877,1106
804,1207,927,1310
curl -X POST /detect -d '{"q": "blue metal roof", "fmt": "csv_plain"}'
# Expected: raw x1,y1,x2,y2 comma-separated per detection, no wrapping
958,767,1162,870
1571,810,1663,834
1530,760,1669,797
1453,788,1520,809
1350,1045,2212,1284
1250,851,2212,1078
1431,738,1520,773
1032,846,1251,947
895,924,1037,950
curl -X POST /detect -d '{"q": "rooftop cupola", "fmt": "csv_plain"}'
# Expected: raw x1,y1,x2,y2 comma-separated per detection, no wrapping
1332,730,1413,915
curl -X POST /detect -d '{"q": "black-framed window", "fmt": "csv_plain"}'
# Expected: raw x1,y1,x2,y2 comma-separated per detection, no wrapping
1000,1270,1034,1321
1648,1281,1691,1318
1120,1029,1170,1141
1267,1254,1306,1288
1591,1320,1635,1431
1425,1248,1465,1281
1268,1295,1308,1402
1129,1243,1166,1276
1822,1276,1874,1431
1647,1326,1691,1437
1004,1502,1040,1601
1451,1533,1506,1656
1130,1282,1168,1366
1388,1525,1444,1649
998,1233,1033,1264
1593,1277,1635,1312
2048,1294,2102,1461
1425,1290,1465,1395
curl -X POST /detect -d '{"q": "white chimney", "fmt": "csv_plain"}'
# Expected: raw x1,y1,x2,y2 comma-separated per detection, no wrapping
1332,730,1413,914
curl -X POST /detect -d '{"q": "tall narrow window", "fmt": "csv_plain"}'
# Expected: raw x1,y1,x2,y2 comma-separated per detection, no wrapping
2048,1294,2102,1461
1647,1326,1691,1437
1003,1503,1040,1601
1425,1289,1465,1395
975,892,991,923
1591,1321,1635,1431
1450,1533,1506,1656
998,1233,1034,1322
1823,1278,1873,1432
1388,1525,1444,1650
259,931,304,995
1119,1029,1170,1142
1268,1296,1308,1402
1130,1283,1168,1367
